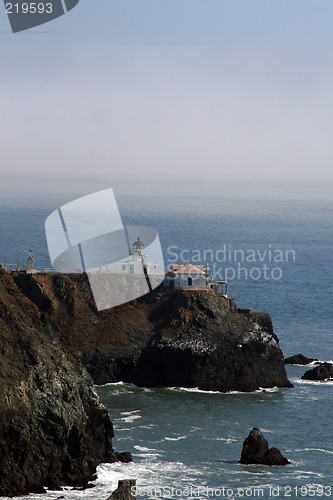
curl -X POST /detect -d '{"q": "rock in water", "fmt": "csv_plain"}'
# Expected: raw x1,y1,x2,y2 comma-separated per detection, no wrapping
263,447,290,466
239,428,290,465
284,353,317,365
107,480,136,500
302,362,333,380
0,270,117,497
239,427,269,464
116,451,133,463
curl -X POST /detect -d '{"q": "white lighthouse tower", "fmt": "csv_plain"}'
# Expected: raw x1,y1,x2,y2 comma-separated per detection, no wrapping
116,236,162,276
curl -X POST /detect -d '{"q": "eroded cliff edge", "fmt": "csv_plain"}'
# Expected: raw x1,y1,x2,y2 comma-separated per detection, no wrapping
0,270,117,497
12,272,292,393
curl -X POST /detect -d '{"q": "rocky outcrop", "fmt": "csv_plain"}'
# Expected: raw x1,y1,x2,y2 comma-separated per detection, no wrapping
284,353,317,365
302,362,333,381
0,270,118,497
107,479,136,500
116,451,133,463
11,272,292,393
239,428,290,466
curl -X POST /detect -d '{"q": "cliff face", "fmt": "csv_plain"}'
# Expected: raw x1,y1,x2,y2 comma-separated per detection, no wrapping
12,272,292,393
0,270,116,497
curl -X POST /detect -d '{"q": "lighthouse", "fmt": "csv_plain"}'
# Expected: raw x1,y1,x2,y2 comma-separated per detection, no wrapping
131,237,145,260
116,236,162,277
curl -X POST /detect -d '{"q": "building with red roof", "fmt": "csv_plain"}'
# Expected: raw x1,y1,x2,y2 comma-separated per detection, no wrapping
164,262,209,289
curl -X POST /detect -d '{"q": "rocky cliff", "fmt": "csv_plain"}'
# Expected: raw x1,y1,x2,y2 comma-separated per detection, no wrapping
0,270,117,497
11,272,292,393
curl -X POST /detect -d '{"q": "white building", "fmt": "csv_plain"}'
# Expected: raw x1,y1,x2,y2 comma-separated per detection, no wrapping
116,237,161,275
164,263,209,289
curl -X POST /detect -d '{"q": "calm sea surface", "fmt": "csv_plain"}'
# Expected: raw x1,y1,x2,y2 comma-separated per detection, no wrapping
0,185,332,499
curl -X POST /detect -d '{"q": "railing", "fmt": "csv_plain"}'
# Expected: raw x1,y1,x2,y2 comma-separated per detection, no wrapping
0,264,57,274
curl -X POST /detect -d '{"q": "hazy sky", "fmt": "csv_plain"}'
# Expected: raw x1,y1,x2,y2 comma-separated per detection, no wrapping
1,0,333,188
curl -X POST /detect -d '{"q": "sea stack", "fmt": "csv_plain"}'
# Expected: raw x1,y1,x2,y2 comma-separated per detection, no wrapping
302,362,333,381
284,353,317,365
239,428,290,466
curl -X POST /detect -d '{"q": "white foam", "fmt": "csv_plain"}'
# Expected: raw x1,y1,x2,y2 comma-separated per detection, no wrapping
165,436,187,441
134,452,161,458
98,381,127,387
214,437,238,443
293,474,325,479
292,377,333,386
134,445,158,452
120,410,141,416
167,386,281,395
120,414,142,423
98,381,137,388
167,386,223,394
100,381,282,395
113,427,133,432
294,448,333,455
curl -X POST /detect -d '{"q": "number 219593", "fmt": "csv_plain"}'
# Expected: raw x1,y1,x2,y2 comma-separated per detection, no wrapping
5,3,53,14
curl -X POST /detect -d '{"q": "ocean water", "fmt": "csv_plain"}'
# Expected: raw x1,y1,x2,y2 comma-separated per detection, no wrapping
0,184,332,499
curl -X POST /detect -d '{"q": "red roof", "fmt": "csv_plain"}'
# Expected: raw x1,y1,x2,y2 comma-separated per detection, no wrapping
169,263,206,275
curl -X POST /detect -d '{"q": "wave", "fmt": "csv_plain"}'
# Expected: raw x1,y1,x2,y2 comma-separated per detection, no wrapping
113,427,134,432
164,436,187,441
97,381,136,387
167,386,281,395
292,474,325,479
287,359,333,367
134,445,158,452
120,410,140,416
98,381,281,395
132,445,162,459
120,414,142,423
213,437,238,443
291,377,333,386
294,448,333,455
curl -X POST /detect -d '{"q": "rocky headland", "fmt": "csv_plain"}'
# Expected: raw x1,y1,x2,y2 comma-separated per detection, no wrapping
11,271,292,393
0,270,292,495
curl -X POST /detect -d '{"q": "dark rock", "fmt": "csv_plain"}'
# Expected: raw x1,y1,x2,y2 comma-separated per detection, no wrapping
284,353,317,365
116,451,133,463
263,447,290,466
301,362,333,381
107,479,136,500
132,308,292,393
13,272,54,312
0,270,117,497
239,427,269,464
10,273,292,393
239,428,290,466
238,308,252,314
